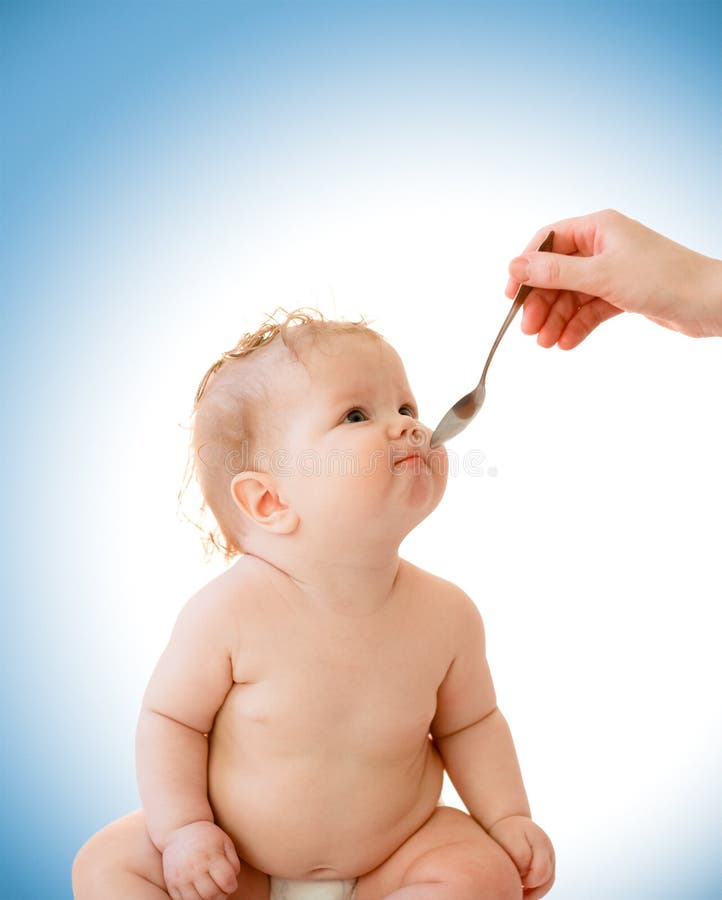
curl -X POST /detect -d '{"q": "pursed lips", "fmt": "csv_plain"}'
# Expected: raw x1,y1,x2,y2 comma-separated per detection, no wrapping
392,451,427,466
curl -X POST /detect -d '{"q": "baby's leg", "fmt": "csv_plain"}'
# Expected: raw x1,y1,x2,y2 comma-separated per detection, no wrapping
72,809,270,900
354,806,521,900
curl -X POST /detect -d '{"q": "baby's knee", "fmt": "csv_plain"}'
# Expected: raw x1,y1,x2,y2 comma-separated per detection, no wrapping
72,812,161,898
409,836,522,900
72,832,111,898
456,838,522,900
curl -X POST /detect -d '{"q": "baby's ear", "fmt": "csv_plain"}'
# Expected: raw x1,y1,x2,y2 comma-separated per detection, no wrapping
230,472,299,534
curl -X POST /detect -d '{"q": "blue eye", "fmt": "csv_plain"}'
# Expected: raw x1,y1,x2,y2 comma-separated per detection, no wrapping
400,405,416,417
343,408,368,423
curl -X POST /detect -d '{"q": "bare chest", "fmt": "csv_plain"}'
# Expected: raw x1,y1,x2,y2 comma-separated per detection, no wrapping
214,604,451,761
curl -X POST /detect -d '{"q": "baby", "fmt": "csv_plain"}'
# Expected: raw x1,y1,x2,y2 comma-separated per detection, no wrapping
73,309,555,900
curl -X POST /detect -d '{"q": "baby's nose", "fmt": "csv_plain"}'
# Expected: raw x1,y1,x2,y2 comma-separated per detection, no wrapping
393,415,427,446
406,421,427,447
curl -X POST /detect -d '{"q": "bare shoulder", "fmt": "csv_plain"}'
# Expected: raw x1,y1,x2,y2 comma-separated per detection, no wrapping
398,558,481,627
139,558,272,725
175,554,273,627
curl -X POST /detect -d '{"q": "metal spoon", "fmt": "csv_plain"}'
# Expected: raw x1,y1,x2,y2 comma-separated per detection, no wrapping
430,230,555,447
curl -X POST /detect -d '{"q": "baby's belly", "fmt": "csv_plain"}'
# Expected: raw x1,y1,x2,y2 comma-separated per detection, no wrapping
207,731,444,879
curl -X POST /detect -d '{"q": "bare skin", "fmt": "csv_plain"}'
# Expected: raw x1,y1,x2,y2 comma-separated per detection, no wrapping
73,331,554,900
207,556,449,879
505,209,722,348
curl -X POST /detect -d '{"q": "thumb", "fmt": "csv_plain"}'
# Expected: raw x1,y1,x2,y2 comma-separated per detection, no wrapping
509,250,600,294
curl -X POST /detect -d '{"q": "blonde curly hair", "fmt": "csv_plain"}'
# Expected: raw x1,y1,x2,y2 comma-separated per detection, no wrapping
179,306,381,562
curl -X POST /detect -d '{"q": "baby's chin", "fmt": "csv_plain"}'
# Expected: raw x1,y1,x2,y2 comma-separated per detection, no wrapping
398,452,449,522
424,444,450,498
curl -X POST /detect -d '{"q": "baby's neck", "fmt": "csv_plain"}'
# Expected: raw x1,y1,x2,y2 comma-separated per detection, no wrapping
247,543,403,617
292,556,401,617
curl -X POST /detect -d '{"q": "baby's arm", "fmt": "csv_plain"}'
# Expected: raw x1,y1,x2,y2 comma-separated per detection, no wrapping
431,591,529,827
431,589,554,897
136,582,241,896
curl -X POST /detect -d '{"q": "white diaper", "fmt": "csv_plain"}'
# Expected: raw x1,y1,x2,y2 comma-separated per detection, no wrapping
269,876,358,900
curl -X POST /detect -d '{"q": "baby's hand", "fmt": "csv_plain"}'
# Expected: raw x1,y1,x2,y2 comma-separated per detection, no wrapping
488,815,555,900
162,820,241,900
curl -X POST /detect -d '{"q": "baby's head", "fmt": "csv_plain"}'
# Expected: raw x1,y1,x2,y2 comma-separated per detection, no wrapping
184,308,448,563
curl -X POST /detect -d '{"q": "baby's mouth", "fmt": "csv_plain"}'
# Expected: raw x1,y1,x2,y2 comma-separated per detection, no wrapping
392,450,428,469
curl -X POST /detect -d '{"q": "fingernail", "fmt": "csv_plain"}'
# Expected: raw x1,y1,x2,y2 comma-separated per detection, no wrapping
509,256,530,282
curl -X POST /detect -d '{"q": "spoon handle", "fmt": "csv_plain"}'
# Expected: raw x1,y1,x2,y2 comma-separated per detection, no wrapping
480,295,524,384
479,230,555,385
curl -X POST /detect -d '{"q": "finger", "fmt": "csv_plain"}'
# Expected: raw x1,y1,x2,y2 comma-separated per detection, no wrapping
224,837,242,874
521,291,556,335
523,844,555,890
524,873,555,900
558,301,623,350
519,212,604,258
171,885,200,900
514,250,601,295
537,291,581,348
193,871,225,900
510,207,617,302
506,238,585,299
506,222,557,298
178,884,203,900
209,857,240,895
497,832,534,880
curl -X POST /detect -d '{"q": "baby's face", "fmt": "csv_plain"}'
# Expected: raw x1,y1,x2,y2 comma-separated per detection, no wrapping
269,332,448,548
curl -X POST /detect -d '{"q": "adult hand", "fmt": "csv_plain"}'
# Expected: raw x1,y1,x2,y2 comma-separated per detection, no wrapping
506,209,722,348
162,820,241,900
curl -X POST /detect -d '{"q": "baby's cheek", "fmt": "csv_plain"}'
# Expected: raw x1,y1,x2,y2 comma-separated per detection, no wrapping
323,444,387,493
348,440,387,479
369,447,392,479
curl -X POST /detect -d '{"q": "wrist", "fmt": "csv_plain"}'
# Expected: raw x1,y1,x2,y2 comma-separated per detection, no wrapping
673,251,722,338
156,816,215,853
696,255,722,337
487,812,532,834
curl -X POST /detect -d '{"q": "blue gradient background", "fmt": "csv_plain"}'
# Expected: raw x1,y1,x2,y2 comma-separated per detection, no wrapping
2,2,720,899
